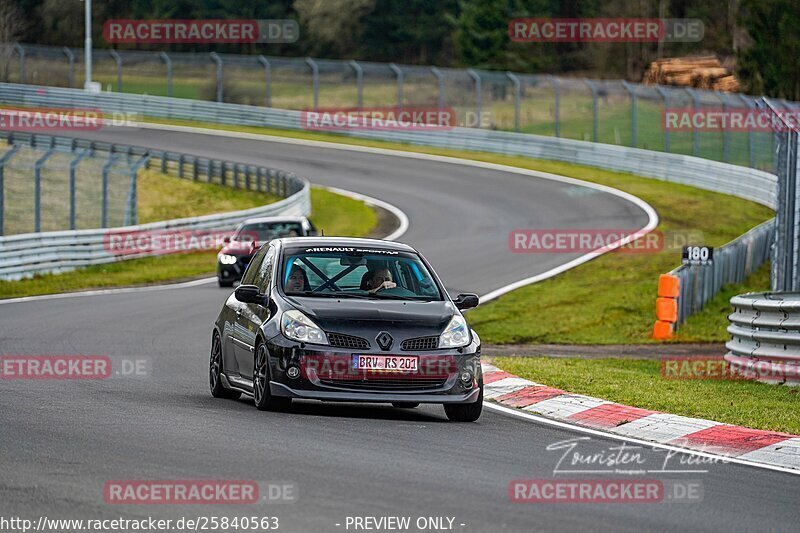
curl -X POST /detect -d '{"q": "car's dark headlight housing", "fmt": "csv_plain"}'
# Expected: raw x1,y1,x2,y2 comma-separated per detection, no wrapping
439,314,470,348
281,310,329,345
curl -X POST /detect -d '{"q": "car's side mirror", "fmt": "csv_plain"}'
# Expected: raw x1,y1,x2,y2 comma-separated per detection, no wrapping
235,284,265,305
453,293,479,310
223,236,231,244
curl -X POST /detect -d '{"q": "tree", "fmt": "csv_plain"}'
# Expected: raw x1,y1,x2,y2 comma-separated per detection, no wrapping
0,0,27,81
294,0,375,56
737,0,800,100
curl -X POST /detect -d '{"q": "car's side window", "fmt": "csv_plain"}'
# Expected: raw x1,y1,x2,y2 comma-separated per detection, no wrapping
257,246,277,293
241,247,267,286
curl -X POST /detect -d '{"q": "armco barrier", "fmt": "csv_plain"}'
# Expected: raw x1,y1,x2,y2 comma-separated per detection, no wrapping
0,83,776,323
725,292,800,384
0,131,310,280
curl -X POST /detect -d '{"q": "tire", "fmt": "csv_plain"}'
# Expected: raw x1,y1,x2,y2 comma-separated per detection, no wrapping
253,342,292,411
392,402,420,409
443,386,483,422
218,277,234,288
209,331,241,400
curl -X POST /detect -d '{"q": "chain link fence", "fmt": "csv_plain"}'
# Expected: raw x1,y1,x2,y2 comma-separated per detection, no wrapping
4,43,798,173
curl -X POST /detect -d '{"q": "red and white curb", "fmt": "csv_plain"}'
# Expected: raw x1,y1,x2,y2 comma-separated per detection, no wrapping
481,363,800,471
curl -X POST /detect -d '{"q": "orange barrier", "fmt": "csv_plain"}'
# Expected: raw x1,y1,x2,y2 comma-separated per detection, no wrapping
653,274,680,340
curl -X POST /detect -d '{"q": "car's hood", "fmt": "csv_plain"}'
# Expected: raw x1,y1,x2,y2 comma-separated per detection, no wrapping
285,297,455,336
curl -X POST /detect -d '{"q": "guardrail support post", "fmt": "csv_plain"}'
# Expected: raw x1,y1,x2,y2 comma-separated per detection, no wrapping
258,55,272,107
584,78,599,142
69,150,89,230
159,52,172,98
210,52,223,103
305,57,319,110
467,68,482,128
63,47,75,88
388,63,403,109
506,72,521,132
655,86,670,152
14,43,25,83
686,88,701,157
109,49,122,92
101,153,116,228
739,95,757,167
0,144,20,236
34,148,56,232
125,155,149,226
548,76,560,137
431,67,445,111
622,81,637,148
349,60,363,110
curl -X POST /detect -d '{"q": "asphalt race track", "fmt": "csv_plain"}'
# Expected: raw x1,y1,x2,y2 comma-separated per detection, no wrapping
1,126,798,532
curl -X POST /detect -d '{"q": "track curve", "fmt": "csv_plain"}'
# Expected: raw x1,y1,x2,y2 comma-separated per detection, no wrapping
1,126,797,532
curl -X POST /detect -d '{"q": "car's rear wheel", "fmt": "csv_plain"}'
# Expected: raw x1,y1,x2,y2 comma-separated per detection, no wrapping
253,342,292,411
209,332,241,400
443,386,483,422
392,402,420,409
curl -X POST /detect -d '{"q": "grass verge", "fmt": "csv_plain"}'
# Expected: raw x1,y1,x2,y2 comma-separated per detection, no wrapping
0,186,376,299
493,356,800,434
143,117,773,343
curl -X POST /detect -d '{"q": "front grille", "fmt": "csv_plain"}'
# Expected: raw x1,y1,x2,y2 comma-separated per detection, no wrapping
319,377,447,391
401,336,439,351
327,332,370,350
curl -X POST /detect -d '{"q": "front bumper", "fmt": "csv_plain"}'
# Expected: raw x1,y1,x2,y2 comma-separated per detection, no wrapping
270,381,481,404
265,335,482,404
217,254,253,282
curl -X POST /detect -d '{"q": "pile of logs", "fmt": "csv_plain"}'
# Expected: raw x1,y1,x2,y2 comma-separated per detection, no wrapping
642,56,740,92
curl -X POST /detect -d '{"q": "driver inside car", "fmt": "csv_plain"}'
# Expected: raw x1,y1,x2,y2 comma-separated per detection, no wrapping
363,268,397,293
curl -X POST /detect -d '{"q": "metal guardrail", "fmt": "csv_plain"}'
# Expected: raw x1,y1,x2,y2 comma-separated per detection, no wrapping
0,83,776,325
0,131,310,280
726,292,800,384
671,219,775,325
5,43,799,172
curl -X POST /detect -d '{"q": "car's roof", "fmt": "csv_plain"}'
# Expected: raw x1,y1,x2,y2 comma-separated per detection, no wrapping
278,237,416,252
239,216,309,225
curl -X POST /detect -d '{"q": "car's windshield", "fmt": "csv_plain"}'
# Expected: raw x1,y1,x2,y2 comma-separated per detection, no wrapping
236,222,303,242
281,247,442,301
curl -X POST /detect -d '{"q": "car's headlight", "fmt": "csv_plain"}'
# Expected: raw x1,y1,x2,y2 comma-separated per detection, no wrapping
439,314,470,348
281,310,329,345
218,253,238,265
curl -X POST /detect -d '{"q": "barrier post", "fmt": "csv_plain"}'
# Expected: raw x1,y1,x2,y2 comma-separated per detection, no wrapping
653,273,680,339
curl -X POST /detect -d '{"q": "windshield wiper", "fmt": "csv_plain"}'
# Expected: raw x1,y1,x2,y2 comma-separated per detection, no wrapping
370,293,434,301
293,291,377,300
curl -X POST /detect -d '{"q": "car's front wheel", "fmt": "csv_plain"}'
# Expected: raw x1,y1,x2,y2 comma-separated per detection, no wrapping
253,342,292,411
209,331,241,400
218,277,234,288
443,386,483,422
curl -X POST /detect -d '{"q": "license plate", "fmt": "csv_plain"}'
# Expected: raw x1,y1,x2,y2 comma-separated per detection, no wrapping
352,354,418,372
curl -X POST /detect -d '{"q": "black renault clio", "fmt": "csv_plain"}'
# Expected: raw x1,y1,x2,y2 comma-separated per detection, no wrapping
210,237,483,421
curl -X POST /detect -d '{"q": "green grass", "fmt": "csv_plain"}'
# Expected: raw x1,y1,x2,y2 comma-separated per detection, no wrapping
493,356,800,434
140,116,775,344
137,169,281,223
0,185,376,299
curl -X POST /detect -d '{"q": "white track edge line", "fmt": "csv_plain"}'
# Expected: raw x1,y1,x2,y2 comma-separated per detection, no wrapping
483,402,800,476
